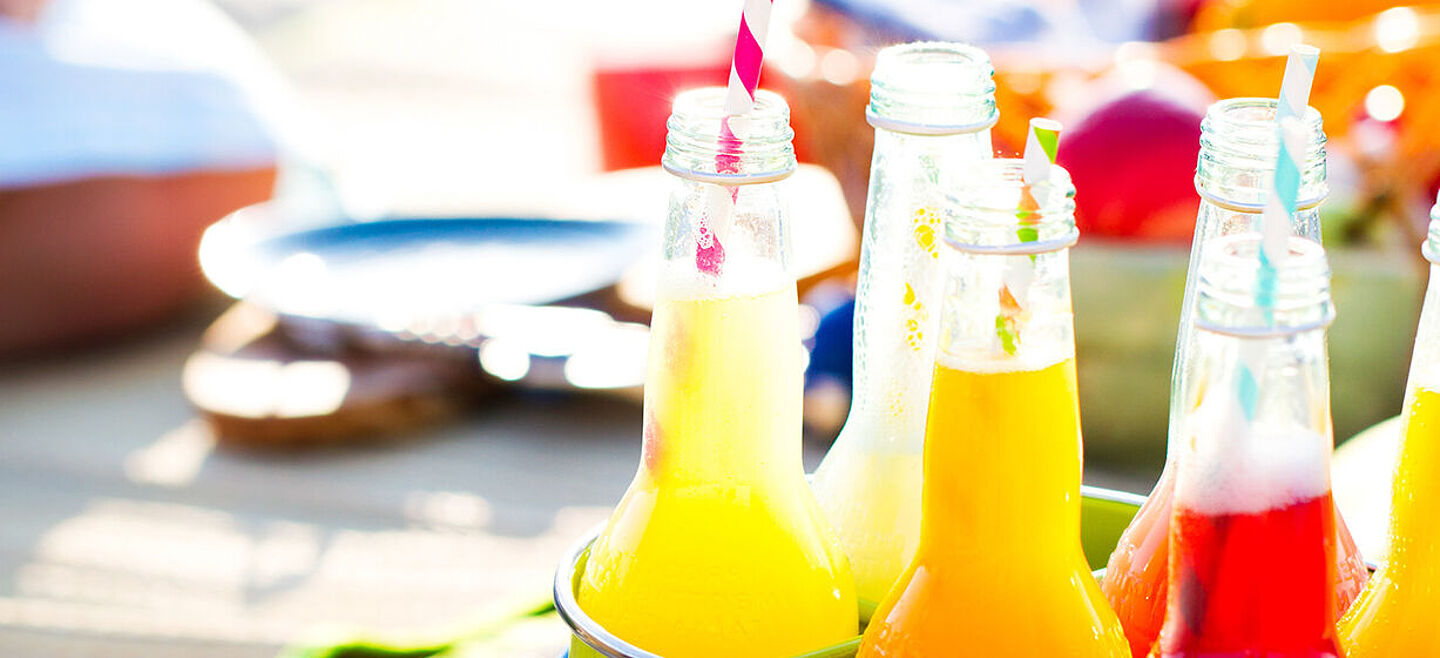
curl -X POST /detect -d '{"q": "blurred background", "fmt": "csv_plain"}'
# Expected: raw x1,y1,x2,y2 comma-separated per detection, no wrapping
1,0,1437,655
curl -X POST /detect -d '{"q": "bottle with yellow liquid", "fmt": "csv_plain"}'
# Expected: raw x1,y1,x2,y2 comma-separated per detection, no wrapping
858,158,1128,657
1338,193,1440,656
810,41,997,617
572,88,857,658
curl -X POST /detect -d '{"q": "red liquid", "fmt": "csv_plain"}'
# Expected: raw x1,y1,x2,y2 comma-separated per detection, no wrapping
1156,493,1340,657
1103,464,1368,657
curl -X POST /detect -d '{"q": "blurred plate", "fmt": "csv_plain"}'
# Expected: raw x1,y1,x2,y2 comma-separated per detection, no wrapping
200,204,653,327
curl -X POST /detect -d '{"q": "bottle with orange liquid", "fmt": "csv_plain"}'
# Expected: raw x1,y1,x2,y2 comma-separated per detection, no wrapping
1100,98,1367,656
1156,234,1342,657
810,41,997,617
572,88,857,657
1337,193,1440,656
858,158,1129,657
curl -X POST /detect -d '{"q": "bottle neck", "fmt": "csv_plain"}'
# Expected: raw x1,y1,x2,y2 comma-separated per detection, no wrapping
1194,97,1327,211
917,157,1082,555
641,87,805,487
1166,200,1324,454
662,88,795,185
1171,96,1328,457
658,178,790,297
641,236,804,486
641,175,801,486
921,245,1080,554
934,245,1075,368
1388,263,1440,565
842,127,991,448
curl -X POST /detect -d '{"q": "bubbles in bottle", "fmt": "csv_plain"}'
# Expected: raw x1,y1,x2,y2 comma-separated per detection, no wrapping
1177,392,1332,516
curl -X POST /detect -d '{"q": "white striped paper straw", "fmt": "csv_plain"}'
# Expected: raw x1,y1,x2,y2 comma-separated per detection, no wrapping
997,118,1063,354
698,0,775,276
1234,46,1320,422
1275,44,1320,125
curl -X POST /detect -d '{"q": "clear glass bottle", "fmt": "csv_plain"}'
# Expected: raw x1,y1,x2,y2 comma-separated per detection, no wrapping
810,41,997,616
1100,98,1367,657
573,88,856,657
859,159,1129,657
1338,193,1440,656
1158,234,1341,657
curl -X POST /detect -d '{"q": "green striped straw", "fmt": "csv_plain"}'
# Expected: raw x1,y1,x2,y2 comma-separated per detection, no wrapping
996,118,1062,355
1022,118,1062,199
1235,45,1319,421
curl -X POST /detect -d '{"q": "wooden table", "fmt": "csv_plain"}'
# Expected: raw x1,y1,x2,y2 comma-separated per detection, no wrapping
0,310,647,657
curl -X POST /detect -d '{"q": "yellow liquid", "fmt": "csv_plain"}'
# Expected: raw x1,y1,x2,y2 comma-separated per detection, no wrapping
574,284,857,657
811,448,923,615
1337,385,1440,656
859,358,1128,657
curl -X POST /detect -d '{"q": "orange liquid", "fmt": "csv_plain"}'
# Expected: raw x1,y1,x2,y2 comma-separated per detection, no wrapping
858,358,1128,657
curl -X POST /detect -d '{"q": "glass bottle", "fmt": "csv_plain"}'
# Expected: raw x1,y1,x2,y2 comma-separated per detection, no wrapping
1337,193,1440,656
1100,98,1367,657
1157,234,1341,657
809,41,997,616
858,159,1129,657
573,88,857,657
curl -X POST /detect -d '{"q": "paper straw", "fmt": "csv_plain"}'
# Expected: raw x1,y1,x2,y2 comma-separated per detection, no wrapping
697,0,774,277
1255,43,1317,274
1253,43,1319,323
1276,44,1320,125
1022,118,1062,194
724,0,774,116
1234,46,1319,421
996,118,1062,355
1259,117,1308,276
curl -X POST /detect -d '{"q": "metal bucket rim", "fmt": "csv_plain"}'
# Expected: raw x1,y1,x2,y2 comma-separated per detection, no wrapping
1078,484,1147,508
554,523,666,658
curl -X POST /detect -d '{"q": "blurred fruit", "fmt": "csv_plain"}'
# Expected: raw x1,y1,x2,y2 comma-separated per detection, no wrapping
1058,91,1204,243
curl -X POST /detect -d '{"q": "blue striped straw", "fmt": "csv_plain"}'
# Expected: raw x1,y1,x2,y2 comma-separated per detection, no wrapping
1236,45,1319,422
1255,117,1308,309
1261,44,1320,271
1275,45,1320,124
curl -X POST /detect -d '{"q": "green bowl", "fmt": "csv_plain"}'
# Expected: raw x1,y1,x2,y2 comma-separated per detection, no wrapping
555,485,1145,658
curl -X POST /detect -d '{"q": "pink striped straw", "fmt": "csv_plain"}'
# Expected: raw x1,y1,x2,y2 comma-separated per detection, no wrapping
724,0,774,116
697,0,774,276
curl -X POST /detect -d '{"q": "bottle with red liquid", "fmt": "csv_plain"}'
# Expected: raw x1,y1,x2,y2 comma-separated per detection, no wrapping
1100,98,1367,657
1156,233,1341,657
